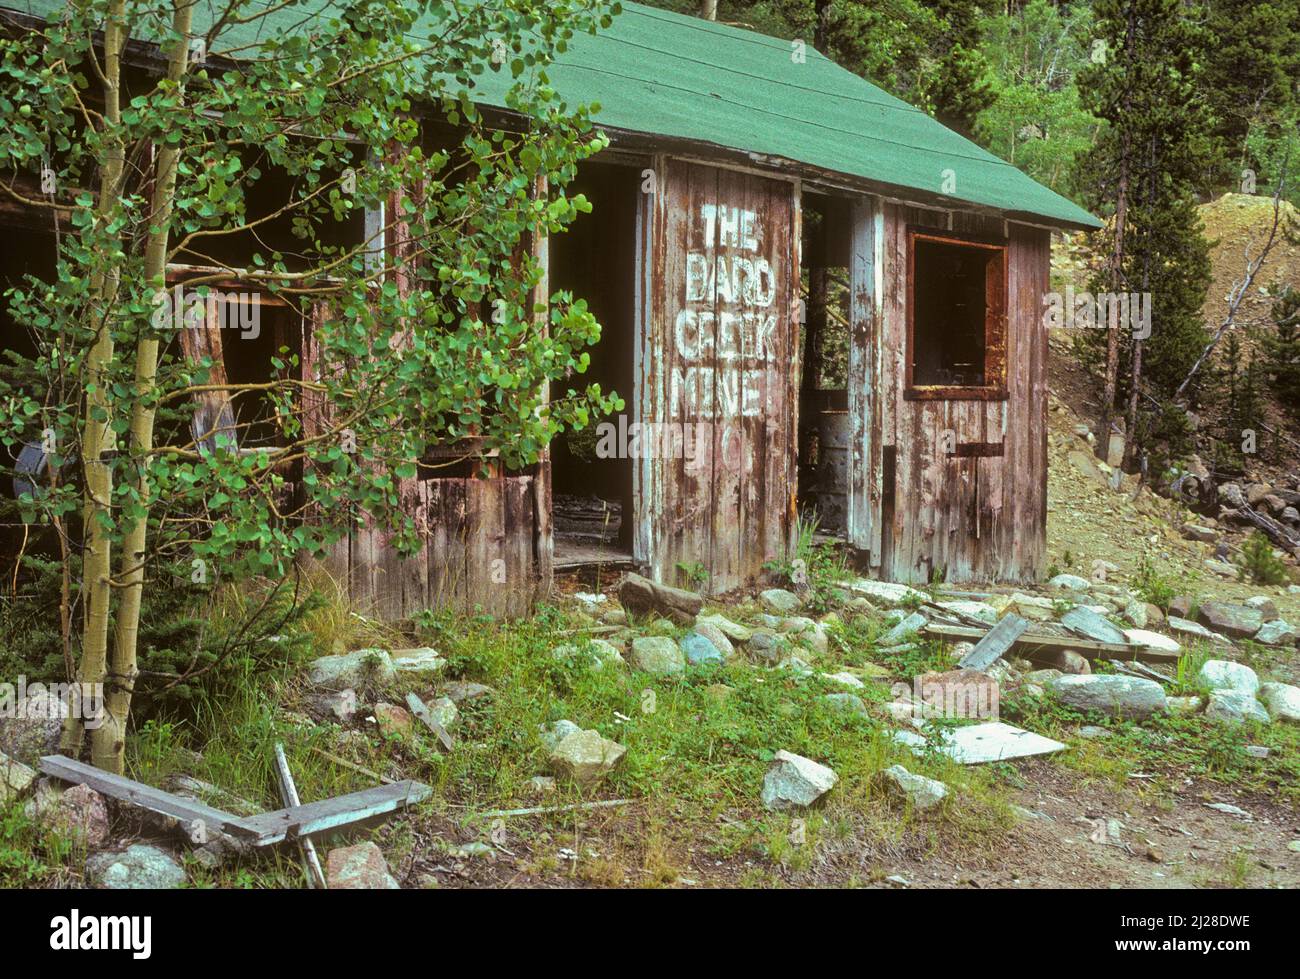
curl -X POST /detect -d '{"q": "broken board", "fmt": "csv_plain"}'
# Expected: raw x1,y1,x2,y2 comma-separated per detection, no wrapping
923,622,1180,664
955,614,1030,670
40,755,431,846
893,721,1066,764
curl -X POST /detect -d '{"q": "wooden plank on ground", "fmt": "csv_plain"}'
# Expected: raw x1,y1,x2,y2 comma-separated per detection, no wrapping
39,755,255,842
955,613,1030,670
238,781,432,845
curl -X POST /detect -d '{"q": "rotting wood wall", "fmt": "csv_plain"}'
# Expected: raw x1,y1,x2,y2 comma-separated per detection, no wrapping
869,203,1050,584
634,155,801,593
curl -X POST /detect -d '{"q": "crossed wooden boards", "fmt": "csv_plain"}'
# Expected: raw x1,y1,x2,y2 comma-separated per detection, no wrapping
40,755,431,847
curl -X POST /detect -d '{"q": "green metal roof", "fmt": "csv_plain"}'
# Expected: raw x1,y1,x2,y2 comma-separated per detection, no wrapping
2,0,1100,229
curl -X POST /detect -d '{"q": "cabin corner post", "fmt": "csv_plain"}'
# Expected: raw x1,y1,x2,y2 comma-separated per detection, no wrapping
531,173,553,604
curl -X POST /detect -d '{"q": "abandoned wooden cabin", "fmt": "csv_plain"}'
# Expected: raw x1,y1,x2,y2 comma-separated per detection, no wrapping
0,1,1100,617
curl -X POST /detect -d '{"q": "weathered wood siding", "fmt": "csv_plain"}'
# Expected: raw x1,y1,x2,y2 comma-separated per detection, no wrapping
863,202,1049,584
636,156,800,593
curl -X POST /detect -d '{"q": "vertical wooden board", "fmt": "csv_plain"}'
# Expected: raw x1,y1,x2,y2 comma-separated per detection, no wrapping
632,161,657,568
400,478,430,618
709,167,743,590
847,195,876,553
503,476,535,617
531,174,554,601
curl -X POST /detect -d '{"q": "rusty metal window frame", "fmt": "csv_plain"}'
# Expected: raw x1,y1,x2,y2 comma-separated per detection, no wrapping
904,226,1009,402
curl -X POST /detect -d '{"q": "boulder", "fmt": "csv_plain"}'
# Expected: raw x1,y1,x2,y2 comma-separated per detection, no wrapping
693,622,736,661
0,750,37,804
759,588,801,615
87,844,186,890
0,688,67,765
618,572,702,626
760,750,838,811
934,600,999,625
779,616,829,655
552,639,625,671
1217,483,1246,509
307,648,395,690
1197,659,1259,696
428,696,459,730
538,719,583,752
1166,695,1204,715
46,784,110,847
1197,602,1264,640
326,841,399,889
679,631,726,666
1258,682,1300,724
1243,596,1280,621
1180,524,1217,543
1047,674,1167,719
697,613,752,643
1168,596,1193,618
628,636,686,675
373,702,413,738
1254,620,1296,646
549,729,626,786
881,765,947,811
822,671,866,689
1205,690,1270,725
845,579,928,606
1047,573,1091,591
438,681,494,704
745,630,786,666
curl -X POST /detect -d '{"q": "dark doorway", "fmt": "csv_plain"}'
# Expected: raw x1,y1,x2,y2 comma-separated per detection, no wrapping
547,161,641,571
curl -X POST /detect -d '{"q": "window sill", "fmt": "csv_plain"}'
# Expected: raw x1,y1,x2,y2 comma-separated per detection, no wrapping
903,385,1008,402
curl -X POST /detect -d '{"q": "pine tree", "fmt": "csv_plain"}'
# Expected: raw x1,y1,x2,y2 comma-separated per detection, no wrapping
1199,0,1300,192
1264,284,1300,411
1075,0,1212,467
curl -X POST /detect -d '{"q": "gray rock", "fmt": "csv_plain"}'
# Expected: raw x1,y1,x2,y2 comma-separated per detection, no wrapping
1123,629,1181,654
1047,674,1167,719
845,579,928,606
45,783,109,847
87,844,186,890
1243,596,1280,621
745,630,786,666
428,696,459,730
1180,523,1218,543
311,688,360,724
882,611,927,645
1168,616,1230,644
1047,573,1092,591
1122,600,1149,629
552,639,625,671
307,648,395,690
934,600,999,625
326,841,399,889
1023,668,1064,685
881,764,947,811
780,616,829,654
1062,606,1127,644
679,631,726,666
697,613,752,643
693,622,736,661
1197,659,1259,696
1166,695,1204,715
1077,725,1112,739
539,719,583,752
549,729,626,786
760,588,801,615
1205,690,1270,725
390,647,446,675
0,689,67,765
820,693,869,715
1197,602,1264,640
761,750,838,811
439,681,494,703
1042,649,1091,675
1254,620,1296,646
1258,682,1300,724
0,750,37,804
628,636,686,674
618,572,702,626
